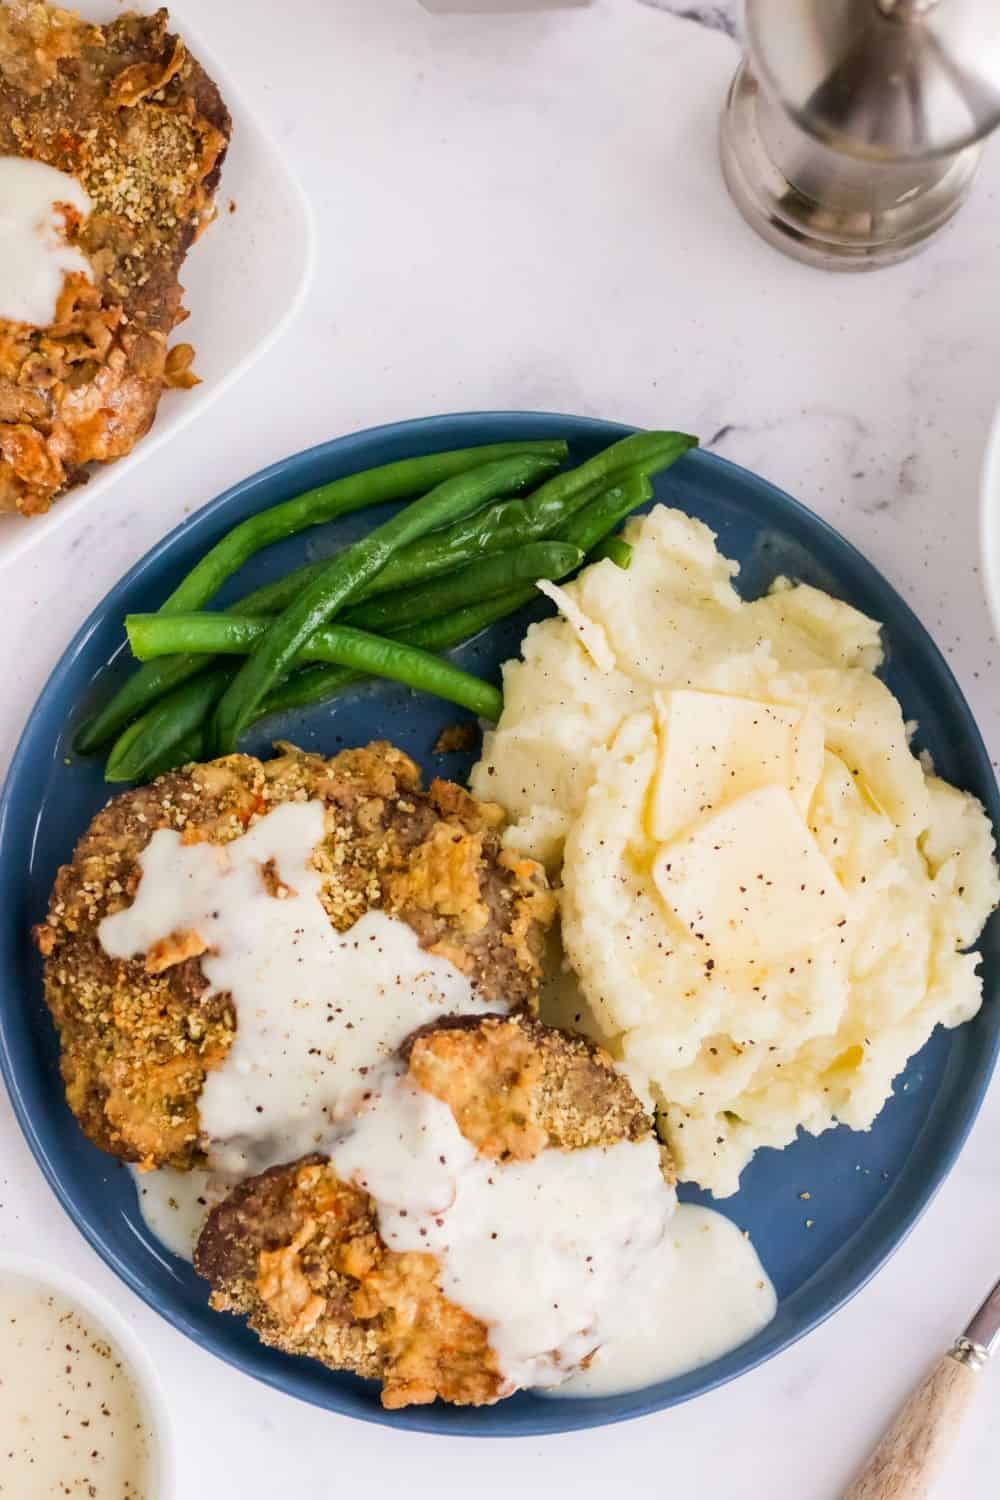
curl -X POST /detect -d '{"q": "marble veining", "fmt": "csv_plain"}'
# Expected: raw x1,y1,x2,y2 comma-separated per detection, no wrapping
638,0,737,36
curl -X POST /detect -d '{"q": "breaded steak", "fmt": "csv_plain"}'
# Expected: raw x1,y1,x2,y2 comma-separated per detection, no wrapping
33,743,556,1170
194,1014,656,1409
0,3,231,514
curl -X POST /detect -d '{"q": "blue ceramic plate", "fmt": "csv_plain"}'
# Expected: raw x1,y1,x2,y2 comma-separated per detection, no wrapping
1,413,998,1436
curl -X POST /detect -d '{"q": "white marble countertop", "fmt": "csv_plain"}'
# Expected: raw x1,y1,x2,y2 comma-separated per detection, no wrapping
2,1,999,1495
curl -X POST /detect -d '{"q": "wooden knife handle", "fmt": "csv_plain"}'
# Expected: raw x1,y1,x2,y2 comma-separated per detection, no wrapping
842,1346,984,1500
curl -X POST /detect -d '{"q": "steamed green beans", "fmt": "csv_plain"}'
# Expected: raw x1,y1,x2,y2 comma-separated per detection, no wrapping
210,455,553,752
114,617,505,779
105,667,234,783
77,552,342,751
112,523,636,783
92,428,698,780
167,442,564,612
75,440,566,752
349,430,694,603
122,470,651,773
255,590,546,721
555,471,651,552
340,541,583,632
293,629,503,720
124,541,585,659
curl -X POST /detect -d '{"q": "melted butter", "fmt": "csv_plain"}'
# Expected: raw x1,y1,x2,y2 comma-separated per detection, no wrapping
0,1276,151,1497
100,801,501,1179
0,157,93,326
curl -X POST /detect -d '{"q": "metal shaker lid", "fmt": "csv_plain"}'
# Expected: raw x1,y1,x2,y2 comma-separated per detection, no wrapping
745,0,1000,162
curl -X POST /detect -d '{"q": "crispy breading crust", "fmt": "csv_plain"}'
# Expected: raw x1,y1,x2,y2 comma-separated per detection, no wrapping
0,4,231,514
195,1015,660,1409
402,1014,649,1160
33,743,555,1170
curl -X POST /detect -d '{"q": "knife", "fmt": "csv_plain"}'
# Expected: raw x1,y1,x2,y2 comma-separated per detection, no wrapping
843,1276,1000,1499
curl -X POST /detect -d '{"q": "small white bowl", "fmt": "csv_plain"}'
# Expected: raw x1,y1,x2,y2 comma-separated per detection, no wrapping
0,1253,174,1500
979,406,1000,638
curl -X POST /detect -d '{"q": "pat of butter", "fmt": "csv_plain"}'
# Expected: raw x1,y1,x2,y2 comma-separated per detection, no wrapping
650,690,824,843
652,784,846,966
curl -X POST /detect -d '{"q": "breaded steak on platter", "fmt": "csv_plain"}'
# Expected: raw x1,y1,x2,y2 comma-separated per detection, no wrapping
0,3,231,514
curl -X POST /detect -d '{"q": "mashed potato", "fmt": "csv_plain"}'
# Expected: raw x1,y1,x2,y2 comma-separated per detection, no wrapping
471,507,1000,1195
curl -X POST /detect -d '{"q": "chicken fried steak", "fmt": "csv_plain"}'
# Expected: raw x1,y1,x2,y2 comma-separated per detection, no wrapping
34,743,555,1170
0,3,231,513
194,1014,658,1409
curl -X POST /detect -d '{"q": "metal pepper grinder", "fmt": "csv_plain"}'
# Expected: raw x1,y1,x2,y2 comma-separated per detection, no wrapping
719,0,1000,270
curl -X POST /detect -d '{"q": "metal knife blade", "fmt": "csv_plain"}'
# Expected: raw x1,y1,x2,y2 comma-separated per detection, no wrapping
962,1275,1000,1358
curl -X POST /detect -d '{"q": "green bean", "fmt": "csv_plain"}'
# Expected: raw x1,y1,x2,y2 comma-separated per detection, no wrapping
257,494,592,616
170,443,564,612
241,435,677,616
127,469,651,679
128,610,500,674
97,530,545,777
338,486,598,603
114,525,631,779
249,484,642,627
236,558,333,615
407,589,537,649
74,656,216,755
141,728,209,781
247,471,647,625
257,664,359,720
74,439,567,753
100,433,692,773
82,432,691,755
251,590,541,721
128,614,270,657
341,541,583,632
555,471,651,552
251,570,581,725
77,555,339,753
303,629,502,719
351,429,695,601
245,528,636,728
588,534,632,568
125,616,500,728
127,538,592,665
105,668,234,783
210,455,552,753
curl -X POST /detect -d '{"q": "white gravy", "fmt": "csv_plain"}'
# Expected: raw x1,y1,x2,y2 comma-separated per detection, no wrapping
332,1073,773,1395
0,1275,152,1498
538,952,775,1388
0,157,93,326
101,797,775,1396
100,801,500,1176
554,1202,776,1396
130,1166,218,1262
